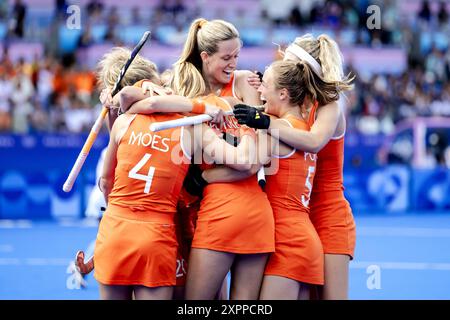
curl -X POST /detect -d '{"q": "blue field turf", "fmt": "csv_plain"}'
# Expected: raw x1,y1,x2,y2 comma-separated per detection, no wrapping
1,212,449,300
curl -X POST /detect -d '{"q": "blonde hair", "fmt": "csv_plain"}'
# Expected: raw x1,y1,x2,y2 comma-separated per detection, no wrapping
170,18,240,98
96,47,160,90
160,69,173,87
271,60,341,108
291,33,354,92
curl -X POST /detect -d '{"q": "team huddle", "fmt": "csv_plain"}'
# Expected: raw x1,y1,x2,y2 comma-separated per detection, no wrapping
75,18,356,300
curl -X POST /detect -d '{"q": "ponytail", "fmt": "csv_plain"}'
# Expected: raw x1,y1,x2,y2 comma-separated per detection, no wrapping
291,33,354,94
317,34,354,91
271,60,340,107
170,18,208,98
170,18,240,98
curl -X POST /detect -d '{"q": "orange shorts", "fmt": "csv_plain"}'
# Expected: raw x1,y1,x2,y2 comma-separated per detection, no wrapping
264,210,324,285
94,205,178,287
310,191,356,259
192,180,275,254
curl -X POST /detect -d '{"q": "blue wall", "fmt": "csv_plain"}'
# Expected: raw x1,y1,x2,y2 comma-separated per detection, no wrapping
0,134,108,219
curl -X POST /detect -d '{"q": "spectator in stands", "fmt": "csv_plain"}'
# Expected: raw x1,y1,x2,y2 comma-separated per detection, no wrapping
438,1,449,26
426,46,446,82
86,0,104,24
49,94,68,132
36,58,55,110
54,0,68,19
0,0,8,20
418,0,432,23
130,6,142,25
77,24,94,49
0,72,13,131
11,76,34,133
288,6,303,27
9,0,26,38
29,100,49,133
106,6,120,27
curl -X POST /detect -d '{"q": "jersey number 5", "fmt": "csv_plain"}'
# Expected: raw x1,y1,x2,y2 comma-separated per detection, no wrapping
128,153,156,193
301,166,315,208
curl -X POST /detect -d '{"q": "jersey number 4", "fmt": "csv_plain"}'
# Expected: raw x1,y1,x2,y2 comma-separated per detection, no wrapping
128,153,156,193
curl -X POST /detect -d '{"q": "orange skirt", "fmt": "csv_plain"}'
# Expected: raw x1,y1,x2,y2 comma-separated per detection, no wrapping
192,181,275,254
310,191,356,259
264,210,324,285
94,205,178,287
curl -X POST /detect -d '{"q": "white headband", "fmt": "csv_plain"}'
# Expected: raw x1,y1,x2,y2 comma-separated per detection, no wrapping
285,44,323,77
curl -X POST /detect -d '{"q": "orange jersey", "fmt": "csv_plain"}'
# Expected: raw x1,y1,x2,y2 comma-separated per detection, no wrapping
308,104,356,258
263,115,324,285
312,137,344,192
107,113,190,216
265,116,317,212
94,113,190,287
191,84,275,254
218,72,237,98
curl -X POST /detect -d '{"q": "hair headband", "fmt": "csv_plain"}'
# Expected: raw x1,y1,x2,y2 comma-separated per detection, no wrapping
285,44,323,77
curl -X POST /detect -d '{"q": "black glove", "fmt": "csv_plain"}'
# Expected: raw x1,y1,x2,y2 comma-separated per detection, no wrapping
255,71,263,82
183,165,208,197
233,104,270,129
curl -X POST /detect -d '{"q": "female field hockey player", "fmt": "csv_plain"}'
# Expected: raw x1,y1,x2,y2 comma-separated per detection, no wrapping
95,87,257,300
120,18,274,300
74,46,161,277
235,33,356,300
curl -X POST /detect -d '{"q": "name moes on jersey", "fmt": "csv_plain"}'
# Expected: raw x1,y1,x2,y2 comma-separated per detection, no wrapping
128,130,170,152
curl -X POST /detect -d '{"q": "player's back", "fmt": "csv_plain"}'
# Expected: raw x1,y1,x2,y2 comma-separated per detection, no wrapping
108,113,190,215
312,136,344,193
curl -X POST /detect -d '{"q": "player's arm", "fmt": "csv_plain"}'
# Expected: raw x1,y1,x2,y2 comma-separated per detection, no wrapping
234,70,264,105
269,102,339,153
99,88,121,132
192,124,256,171
235,102,340,153
99,114,131,202
124,94,224,123
117,80,172,112
118,85,148,112
202,126,279,183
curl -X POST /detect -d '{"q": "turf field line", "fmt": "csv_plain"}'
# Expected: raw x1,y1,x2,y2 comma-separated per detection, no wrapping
357,227,450,237
0,258,70,266
0,220,32,228
351,261,450,270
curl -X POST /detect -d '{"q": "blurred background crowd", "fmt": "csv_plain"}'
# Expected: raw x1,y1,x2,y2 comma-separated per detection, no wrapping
0,0,449,165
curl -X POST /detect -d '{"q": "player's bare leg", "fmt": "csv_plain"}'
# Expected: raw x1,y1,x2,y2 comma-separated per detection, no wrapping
133,286,173,300
259,275,301,300
99,284,133,300
185,248,234,300
322,254,350,300
172,286,185,300
230,253,268,300
297,283,311,300
215,274,230,300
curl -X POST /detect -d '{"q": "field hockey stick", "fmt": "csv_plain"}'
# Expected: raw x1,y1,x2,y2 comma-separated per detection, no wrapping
62,31,151,193
257,167,266,189
149,105,265,132
149,110,234,132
